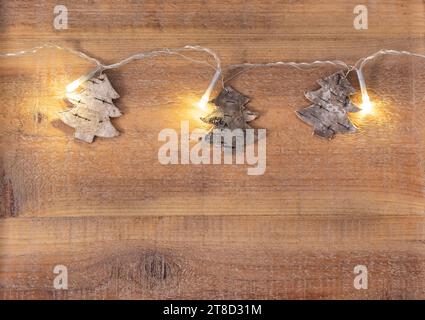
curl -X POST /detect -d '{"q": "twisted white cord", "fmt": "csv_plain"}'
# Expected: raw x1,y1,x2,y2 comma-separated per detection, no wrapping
2,44,425,92
102,45,221,73
225,49,425,83
226,59,353,83
355,49,425,70
0,43,223,83
0,43,103,66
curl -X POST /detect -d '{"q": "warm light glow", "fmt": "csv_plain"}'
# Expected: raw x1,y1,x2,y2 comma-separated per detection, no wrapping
196,94,210,110
66,79,83,93
360,93,373,115
66,66,102,93
196,69,221,111
356,69,374,116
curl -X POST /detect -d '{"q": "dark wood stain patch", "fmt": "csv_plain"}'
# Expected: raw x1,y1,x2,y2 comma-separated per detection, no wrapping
0,173,17,218
68,249,183,297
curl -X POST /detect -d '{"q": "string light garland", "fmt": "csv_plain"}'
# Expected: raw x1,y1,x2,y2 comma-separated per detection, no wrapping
0,43,223,142
1,44,425,142
0,42,223,95
223,49,425,116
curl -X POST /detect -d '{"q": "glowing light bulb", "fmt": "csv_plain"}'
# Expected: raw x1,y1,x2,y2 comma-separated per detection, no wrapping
360,93,373,115
356,69,373,115
66,79,83,93
196,69,221,111
66,66,102,93
197,94,210,110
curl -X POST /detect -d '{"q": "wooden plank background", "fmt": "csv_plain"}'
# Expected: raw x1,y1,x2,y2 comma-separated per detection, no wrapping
1,0,425,299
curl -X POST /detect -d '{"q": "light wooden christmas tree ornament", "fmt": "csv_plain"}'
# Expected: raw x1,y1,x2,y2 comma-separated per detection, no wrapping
296,71,360,139
200,86,259,148
60,73,122,143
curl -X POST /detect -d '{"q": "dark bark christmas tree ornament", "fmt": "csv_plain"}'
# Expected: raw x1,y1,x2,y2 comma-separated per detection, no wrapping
200,86,259,148
296,71,360,140
60,72,122,143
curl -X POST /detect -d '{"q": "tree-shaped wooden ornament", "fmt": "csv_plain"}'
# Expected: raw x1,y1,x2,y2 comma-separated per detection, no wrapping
60,73,121,143
296,71,360,139
200,86,259,147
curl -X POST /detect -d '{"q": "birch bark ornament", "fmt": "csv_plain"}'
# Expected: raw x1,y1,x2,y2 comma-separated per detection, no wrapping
200,86,259,148
60,73,121,143
296,71,360,139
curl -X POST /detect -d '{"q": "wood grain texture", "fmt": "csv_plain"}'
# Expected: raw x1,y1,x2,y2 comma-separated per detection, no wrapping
1,0,425,299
